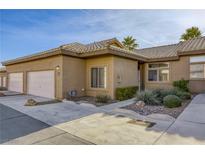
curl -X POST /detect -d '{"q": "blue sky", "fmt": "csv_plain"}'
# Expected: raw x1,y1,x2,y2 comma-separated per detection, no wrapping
0,9,205,63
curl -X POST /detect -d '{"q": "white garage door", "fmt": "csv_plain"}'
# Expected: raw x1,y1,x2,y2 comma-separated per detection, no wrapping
0,77,2,87
27,71,55,99
3,77,6,87
8,73,23,93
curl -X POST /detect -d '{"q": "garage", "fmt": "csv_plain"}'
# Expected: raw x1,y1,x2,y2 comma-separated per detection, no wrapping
8,73,23,93
0,77,2,87
3,77,6,87
27,71,55,99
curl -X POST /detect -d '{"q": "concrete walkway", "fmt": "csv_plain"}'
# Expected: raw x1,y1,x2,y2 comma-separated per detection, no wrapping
51,94,205,144
156,94,205,144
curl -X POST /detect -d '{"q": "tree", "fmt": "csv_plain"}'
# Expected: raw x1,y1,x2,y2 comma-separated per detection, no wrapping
180,26,202,41
122,36,139,50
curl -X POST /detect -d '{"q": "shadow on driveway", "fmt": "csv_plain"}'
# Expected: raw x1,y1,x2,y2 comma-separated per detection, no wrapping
0,104,49,144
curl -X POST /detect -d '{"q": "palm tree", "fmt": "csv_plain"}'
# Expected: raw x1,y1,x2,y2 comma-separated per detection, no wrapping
180,26,202,41
122,36,139,50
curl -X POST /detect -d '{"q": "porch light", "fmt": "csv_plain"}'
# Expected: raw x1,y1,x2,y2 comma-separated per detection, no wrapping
56,65,60,70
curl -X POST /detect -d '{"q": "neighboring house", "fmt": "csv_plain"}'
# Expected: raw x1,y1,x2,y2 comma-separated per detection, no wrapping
1,37,205,99
0,67,7,88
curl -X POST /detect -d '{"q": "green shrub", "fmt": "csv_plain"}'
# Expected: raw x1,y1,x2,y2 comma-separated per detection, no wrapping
152,88,178,103
176,90,191,100
116,86,138,101
163,95,182,108
173,79,189,92
95,94,111,103
136,90,161,105
152,89,165,103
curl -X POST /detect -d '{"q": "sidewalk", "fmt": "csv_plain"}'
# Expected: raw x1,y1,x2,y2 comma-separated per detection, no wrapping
155,94,205,144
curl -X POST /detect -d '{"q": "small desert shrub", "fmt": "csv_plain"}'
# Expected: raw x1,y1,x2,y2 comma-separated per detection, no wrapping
176,90,191,100
152,88,178,103
0,92,5,97
136,91,161,105
116,86,138,101
24,99,38,106
173,79,189,92
95,94,111,103
163,95,182,108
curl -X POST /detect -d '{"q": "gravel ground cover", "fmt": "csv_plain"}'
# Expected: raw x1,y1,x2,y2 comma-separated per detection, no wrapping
122,99,191,118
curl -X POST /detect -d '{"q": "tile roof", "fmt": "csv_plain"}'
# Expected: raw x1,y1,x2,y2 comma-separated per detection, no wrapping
134,44,180,59
61,38,123,53
178,36,205,53
134,36,205,59
2,36,205,66
2,38,145,65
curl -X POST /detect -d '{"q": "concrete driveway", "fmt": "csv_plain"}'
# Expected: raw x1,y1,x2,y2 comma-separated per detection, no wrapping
0,95,102,126
1,94,205,144
0,103,92,144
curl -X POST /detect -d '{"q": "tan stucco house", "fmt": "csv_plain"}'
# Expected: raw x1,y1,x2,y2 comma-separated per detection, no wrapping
1,37,205,99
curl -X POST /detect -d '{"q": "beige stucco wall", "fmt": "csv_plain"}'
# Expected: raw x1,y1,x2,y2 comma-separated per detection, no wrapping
4,53,139,99
62,56,86,98
189,80,205,93
113,56,139,95
85,55,139,99
85,55,114,98
5,55,63,99
144,55,205,93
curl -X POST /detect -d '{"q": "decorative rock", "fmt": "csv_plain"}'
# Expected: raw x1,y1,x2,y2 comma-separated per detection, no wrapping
24,99,38,106
135,101,145,109
0,92,5,97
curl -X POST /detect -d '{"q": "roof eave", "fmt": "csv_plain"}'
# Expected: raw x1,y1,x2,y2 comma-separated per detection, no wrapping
147,56,179,62
177,49,205,56
2,48,62,66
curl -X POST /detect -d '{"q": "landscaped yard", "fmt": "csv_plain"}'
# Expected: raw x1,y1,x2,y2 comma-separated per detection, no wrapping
122,99,191,118
122,79,193,118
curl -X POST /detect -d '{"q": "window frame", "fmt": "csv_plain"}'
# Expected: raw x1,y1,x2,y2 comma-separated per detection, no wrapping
90,66,107,89
147,63,170,83
190,56,205,80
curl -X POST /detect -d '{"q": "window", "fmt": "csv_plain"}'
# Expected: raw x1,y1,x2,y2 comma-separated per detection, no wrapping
190,55,205,63
148,70,157,81
91,67,106,88
190,64,205,79
148,63,169,82
190,56,205,79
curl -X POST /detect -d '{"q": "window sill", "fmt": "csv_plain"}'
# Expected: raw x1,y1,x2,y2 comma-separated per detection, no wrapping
89,87,108,91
